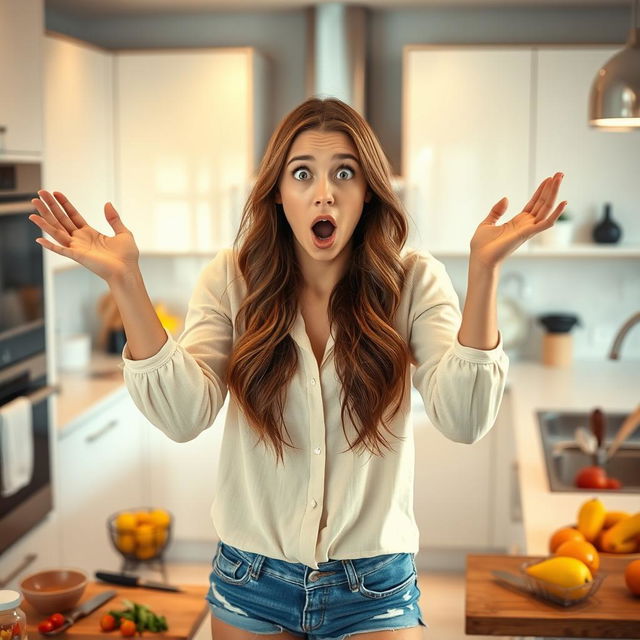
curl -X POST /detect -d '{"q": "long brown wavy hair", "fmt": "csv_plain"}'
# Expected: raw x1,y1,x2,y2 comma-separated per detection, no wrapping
226,97,417,467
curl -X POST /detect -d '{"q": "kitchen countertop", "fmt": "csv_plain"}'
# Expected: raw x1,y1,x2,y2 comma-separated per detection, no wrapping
22,581,208,640
54,350,126,436
466,553,640,638
507,359,640,556
54,351,640,556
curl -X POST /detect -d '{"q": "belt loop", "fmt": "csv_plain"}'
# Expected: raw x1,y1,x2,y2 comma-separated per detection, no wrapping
341,559,361,592
250,554,266,580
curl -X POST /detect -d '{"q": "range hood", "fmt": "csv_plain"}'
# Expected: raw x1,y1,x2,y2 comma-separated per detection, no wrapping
305,3,367,116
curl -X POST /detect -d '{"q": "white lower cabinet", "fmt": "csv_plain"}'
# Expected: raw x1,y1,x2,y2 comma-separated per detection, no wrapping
57,392,146,575
413,388,515,551
144,397,228,546
0,512,59,591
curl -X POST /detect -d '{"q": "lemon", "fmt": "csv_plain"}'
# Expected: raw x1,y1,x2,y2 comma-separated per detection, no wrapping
154,527,168,548
136,510,153,526
135,523,155,546
115,512,137,532
135,544,157,560
525,556,592,601
150,509,171,529
116,532,136,554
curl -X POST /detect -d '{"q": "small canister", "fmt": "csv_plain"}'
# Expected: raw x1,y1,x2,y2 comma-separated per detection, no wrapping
0,590,27,640
537,314,581,368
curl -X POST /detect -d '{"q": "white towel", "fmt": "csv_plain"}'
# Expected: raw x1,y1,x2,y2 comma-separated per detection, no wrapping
0,396,34,498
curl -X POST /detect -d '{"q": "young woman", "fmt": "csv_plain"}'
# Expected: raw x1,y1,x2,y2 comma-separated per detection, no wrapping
30,97,565,640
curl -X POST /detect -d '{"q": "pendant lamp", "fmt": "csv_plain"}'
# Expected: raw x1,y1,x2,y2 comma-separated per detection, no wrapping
588,0,640,129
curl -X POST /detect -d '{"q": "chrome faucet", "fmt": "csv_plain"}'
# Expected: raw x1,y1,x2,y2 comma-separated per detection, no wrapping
609,311,640,359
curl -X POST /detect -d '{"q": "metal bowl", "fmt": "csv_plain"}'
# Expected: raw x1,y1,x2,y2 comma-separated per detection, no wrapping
107,507,173,562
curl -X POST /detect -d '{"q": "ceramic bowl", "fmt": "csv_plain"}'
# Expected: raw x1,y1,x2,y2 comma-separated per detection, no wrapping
20,568,88,614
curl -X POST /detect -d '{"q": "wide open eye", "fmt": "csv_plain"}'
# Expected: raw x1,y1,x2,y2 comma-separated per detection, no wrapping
336,164,355,180
292,167,311,181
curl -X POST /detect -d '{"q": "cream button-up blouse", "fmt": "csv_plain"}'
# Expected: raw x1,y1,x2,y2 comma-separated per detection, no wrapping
120,246,509,569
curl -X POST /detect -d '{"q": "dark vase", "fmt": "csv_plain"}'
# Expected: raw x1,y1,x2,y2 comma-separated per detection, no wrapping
592,203,622,244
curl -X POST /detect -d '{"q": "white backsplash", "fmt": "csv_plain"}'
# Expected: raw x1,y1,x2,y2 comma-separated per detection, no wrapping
52,250,640,364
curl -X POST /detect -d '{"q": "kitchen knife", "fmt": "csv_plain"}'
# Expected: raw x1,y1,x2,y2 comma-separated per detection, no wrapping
42,589,117,636
95,570,183,592
491,570,536,597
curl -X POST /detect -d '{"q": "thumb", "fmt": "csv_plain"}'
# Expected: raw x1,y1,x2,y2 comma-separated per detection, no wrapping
104,202,128,234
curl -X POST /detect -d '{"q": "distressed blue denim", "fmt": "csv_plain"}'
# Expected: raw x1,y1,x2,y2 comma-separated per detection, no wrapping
206,539,428,639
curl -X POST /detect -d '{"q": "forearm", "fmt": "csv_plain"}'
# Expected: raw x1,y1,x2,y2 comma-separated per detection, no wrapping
457,259,501,350
108,268,168,360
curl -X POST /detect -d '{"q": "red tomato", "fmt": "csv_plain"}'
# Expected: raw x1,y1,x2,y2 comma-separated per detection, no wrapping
11,623,21,636
48,613,65,629
120,619,137,637
575,466,609,489
100,613,117,632
605,476,622,489
38,619,54,633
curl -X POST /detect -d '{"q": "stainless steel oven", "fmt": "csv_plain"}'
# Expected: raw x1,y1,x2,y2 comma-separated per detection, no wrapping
0,161,45,363
0,160,58,556
0,354,57,555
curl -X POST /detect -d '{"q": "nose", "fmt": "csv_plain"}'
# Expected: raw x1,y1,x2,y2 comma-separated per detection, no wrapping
314,177,334,206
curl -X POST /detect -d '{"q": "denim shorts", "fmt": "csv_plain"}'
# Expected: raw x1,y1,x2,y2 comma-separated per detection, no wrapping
205,539,428,639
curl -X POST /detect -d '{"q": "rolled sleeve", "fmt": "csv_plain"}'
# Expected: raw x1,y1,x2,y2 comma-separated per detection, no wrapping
408,251,509,444
120,249,234,443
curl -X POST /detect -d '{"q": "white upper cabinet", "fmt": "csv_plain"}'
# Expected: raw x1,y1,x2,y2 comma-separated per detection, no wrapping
0,0,44,156
534,47,639,245
115,48,266,254
43,34,115,271
403,47,532,254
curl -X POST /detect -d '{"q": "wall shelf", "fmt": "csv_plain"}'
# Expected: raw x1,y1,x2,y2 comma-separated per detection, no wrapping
429,244,640,259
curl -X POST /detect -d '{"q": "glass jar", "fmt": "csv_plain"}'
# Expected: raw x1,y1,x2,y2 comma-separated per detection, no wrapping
0,590,27,640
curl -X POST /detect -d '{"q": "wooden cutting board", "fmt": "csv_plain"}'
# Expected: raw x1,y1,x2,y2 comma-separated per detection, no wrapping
23,582,209,640
466,554,640,638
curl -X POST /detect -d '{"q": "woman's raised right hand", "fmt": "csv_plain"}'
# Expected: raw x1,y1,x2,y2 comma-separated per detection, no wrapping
29,190,140,283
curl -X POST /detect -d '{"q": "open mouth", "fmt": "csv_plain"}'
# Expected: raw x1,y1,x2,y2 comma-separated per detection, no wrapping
311,219,336,239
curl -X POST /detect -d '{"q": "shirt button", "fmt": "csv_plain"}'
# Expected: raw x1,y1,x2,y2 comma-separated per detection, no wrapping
311,499,317,508
310,378,316,385
314,447,321,455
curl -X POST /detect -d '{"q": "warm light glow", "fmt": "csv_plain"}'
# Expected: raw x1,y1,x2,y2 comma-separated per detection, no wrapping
590,117,640,130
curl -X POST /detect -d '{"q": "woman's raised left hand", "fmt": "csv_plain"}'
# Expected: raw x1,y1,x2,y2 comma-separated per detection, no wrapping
469,172,567,268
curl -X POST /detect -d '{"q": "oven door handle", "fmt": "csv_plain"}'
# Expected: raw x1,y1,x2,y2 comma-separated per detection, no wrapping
22,384,61,405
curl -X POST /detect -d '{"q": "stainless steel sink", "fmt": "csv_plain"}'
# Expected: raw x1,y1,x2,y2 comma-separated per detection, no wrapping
537,411,640,493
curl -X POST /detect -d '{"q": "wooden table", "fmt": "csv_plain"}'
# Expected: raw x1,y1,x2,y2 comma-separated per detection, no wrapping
466,554,640,638
23,581,209,639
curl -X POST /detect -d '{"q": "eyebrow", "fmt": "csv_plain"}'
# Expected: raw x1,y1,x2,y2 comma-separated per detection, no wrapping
286,153,360,167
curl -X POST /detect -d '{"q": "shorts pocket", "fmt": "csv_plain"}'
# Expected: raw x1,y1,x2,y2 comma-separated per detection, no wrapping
358,553,417,599
213,542,254,586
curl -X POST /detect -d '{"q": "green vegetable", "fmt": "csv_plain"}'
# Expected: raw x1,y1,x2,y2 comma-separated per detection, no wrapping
105,599,169,633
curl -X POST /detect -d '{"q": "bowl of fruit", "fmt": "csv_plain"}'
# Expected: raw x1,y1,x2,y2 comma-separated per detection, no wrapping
520,557,605,606
107,508,172,562
552,497,640,558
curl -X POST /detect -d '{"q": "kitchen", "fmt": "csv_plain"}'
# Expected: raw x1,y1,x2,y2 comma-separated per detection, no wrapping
0,0,639,638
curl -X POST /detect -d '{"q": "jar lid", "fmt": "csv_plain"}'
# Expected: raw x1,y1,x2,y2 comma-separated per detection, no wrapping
0,589,22,610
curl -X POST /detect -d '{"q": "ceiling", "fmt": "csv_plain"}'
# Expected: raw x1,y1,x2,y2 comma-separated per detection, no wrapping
46,0,629,18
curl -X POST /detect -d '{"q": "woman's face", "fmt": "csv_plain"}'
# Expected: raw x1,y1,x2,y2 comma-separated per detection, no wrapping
275,128,371,263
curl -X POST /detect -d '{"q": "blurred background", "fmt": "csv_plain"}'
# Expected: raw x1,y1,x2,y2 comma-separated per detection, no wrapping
1,2,639,638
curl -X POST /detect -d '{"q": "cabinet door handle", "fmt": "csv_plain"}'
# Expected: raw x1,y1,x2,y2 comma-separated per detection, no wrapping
85,419,118,443
510,460,522,523
0,553,37,588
